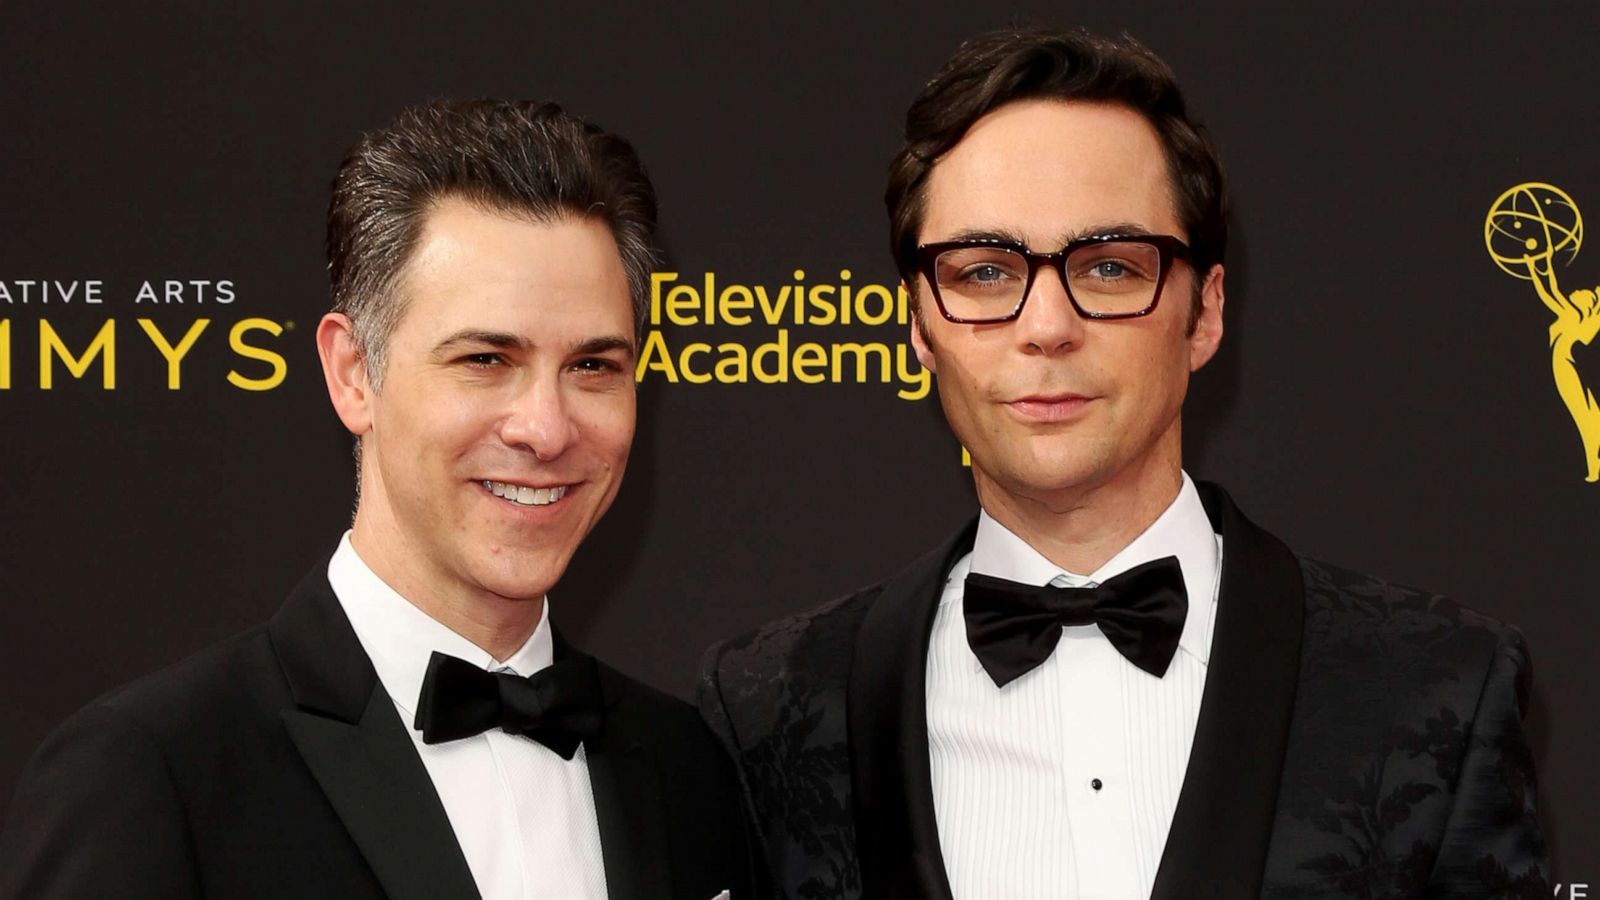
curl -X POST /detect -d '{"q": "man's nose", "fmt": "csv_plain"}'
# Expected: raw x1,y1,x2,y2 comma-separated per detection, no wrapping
498,375,578,461
1013,266,1086,354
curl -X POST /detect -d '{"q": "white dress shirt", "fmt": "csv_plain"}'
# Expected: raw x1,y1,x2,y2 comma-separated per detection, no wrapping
327,533,609,900
926,473,1223,899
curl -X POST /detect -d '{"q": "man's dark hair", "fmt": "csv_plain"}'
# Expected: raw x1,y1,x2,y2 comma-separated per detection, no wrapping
886,26,1227,315
327,98,658,387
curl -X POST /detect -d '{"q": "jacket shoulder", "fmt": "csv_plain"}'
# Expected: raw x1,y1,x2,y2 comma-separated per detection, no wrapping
66,625,284,747
700,581,885,702
695,579,893,775
1,625,286,899
703,520,974,687
1292,555,1531,722
1298,557,1522,649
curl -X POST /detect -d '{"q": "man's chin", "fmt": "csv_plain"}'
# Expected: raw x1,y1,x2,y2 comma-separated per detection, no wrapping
469,556,571,604
977,453,1111,500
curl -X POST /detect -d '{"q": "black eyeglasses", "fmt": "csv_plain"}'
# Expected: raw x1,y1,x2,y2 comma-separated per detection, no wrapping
916,234,1191,324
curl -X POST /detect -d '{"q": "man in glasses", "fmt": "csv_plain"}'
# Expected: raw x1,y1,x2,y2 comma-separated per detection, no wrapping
700,26,1548,899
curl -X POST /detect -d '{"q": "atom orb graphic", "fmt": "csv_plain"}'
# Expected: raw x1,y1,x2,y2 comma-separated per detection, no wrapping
1485,182,1584,280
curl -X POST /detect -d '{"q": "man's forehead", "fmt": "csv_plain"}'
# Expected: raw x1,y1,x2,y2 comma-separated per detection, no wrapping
406,200,615,282
391,202,633,339
921,99,1179,243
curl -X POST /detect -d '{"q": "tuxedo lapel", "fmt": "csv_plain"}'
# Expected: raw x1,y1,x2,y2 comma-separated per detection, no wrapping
1149,484,1305,899
282,693,480,900
268,565,480,900
848,521,977,900
847,487,1303,898
555,635,672,900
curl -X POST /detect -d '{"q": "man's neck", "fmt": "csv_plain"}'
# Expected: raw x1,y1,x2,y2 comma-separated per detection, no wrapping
974,460,1185,576
348,521,543,662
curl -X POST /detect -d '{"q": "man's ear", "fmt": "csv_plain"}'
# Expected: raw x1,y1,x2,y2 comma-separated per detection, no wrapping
1187,264,1225,373
908,285,939,374
317,313,374,436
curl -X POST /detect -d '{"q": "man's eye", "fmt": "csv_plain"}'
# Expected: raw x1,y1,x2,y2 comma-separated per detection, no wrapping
461,352,504,367
1090,261,1128,279
960,264,1017,284
573,357,623,373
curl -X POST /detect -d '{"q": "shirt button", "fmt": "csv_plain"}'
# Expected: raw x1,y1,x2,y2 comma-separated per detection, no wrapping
1091,778,1104,791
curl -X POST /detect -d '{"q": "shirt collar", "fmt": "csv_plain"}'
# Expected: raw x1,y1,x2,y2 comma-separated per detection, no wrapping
326,531,553,722
967,471,1221,665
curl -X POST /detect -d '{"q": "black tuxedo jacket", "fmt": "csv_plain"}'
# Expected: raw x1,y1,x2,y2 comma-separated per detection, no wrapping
699,484,1548,899
0,563,756,900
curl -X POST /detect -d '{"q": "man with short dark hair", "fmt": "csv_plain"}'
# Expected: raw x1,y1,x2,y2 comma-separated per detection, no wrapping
1,99,755,900
699,27,1548,899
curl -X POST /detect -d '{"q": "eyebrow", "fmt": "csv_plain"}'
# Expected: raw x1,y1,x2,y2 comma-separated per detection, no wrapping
431,331,637,358
434,329,527,354
575,335,637,359
941,222,1156,249
1059,222,1153,244
945,226,1030,244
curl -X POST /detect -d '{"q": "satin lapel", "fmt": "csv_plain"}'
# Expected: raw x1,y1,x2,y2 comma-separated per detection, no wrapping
554,634,672,900
269,564,480,900
283,691,480,900
848,521,976,900
1149,484,1304,900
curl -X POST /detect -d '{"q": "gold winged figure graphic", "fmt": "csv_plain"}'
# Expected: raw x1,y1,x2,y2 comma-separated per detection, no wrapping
1486,182,1600,482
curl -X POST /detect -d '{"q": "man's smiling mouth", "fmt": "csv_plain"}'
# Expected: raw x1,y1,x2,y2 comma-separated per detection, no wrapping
482,480,570,507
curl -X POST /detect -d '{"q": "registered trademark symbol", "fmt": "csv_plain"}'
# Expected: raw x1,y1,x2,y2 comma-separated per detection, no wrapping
283,320,296,331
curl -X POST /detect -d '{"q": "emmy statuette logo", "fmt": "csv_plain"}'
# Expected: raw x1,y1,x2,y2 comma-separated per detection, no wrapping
1485,183,1600,482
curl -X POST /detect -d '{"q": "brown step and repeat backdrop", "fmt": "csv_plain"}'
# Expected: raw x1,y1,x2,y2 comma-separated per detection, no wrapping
3,2,1596,890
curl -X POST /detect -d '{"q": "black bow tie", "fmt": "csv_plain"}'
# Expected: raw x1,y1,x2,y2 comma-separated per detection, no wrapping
414,651,604,760
963,556,1189,688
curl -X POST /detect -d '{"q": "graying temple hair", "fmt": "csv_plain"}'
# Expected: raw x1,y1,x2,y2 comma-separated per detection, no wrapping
326,98,659,388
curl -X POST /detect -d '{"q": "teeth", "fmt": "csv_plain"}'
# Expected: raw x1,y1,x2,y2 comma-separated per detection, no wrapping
483,481,567,507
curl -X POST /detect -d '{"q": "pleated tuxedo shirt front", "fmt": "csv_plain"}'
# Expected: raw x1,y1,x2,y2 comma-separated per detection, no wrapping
926,474,1222,899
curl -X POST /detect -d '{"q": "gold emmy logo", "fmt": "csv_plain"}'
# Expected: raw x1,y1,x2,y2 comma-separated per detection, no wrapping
1485,183,1600,482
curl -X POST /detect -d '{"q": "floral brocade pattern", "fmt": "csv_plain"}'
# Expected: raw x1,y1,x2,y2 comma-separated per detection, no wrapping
1260,559,1549,899
701,555,1550,899
699,591,873,900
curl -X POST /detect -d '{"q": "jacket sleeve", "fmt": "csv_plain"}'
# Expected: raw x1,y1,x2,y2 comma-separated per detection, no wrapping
696,642,744,768
697,641,780,899
1428,626,1551,898
0,703,202,900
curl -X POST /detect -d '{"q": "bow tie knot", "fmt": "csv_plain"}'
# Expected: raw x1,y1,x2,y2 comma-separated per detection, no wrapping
494,670,563,735
963,556,1189,688
415,651,604,759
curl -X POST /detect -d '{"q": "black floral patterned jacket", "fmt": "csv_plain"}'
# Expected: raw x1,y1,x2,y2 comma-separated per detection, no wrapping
699,483,1548,899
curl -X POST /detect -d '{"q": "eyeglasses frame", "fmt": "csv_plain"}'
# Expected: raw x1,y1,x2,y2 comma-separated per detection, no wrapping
915,233,1192,324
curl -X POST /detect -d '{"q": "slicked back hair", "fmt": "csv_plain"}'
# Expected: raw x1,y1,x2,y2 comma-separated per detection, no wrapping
886,26,1227,319
327,98,658,388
